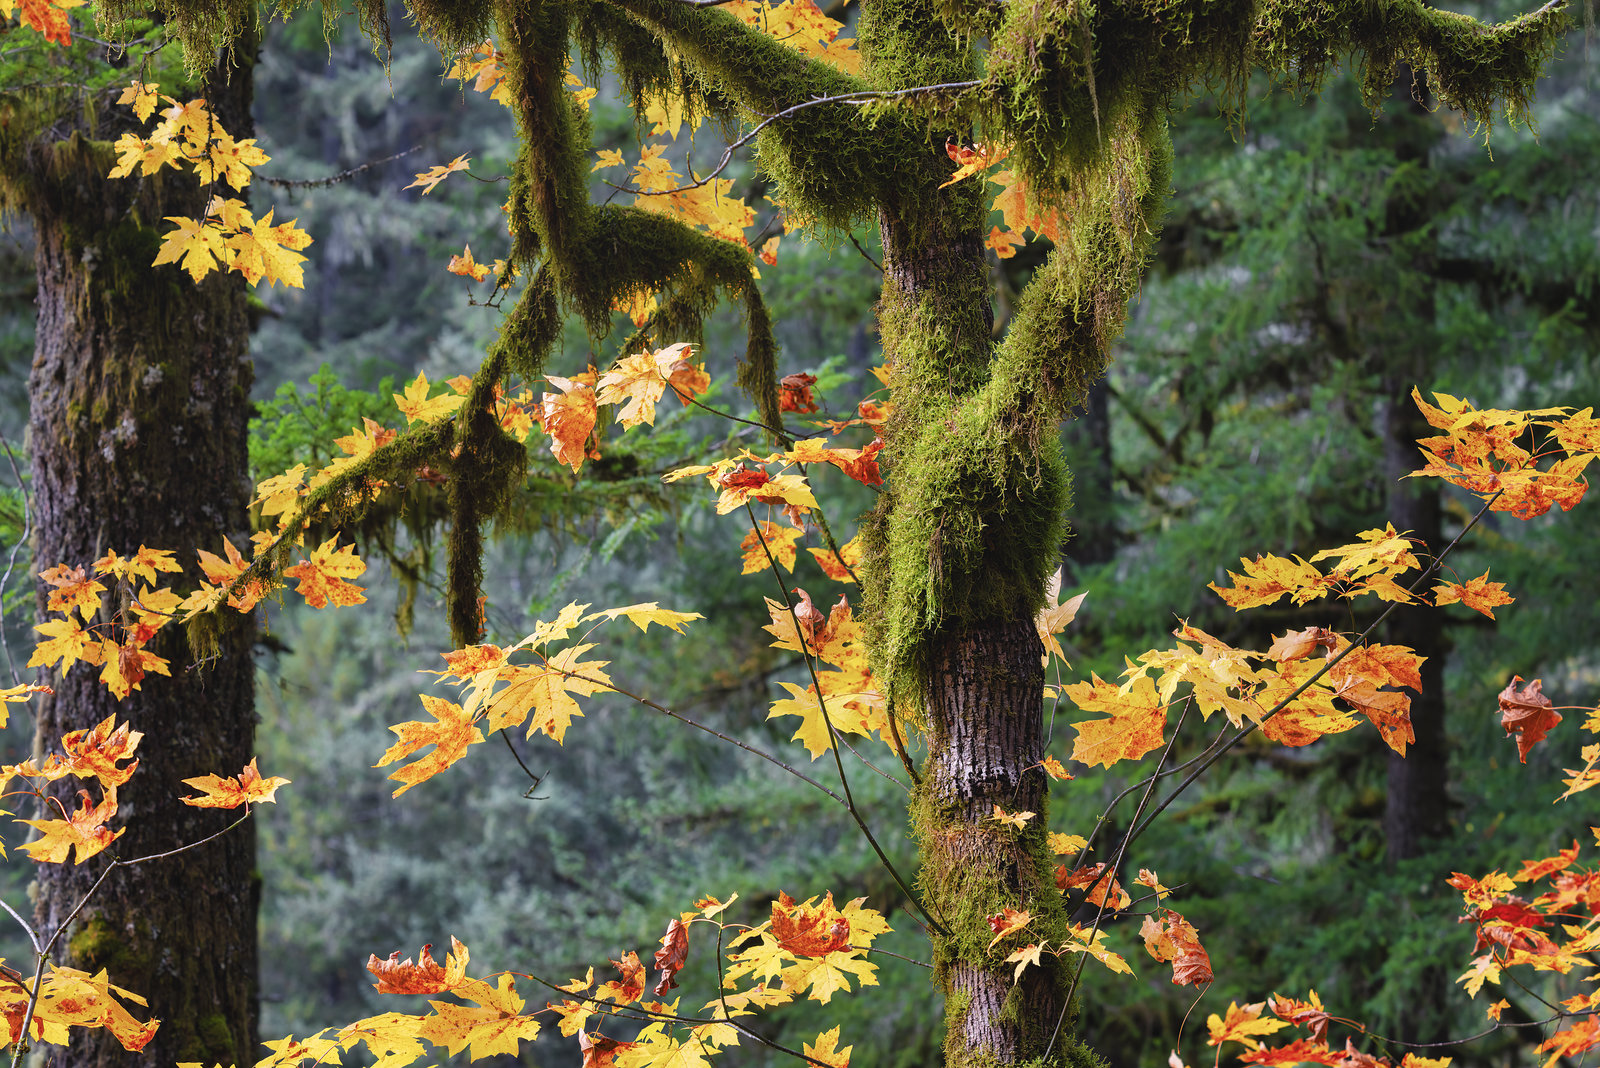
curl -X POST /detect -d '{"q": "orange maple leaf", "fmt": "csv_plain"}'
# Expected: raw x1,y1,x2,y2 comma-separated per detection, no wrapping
741,521,803,574
180,758,290,808
376,694,486,795
38,563,106,621
3,715,142,788
1499,675,1562,764
367,936,470,994
1064,673,1168,768
1139,908,1213,987
1057,862,1130,909
446,245,491,282
539,376,599,473
283,537,368,609
773,891,853,956
1433,570,1515,619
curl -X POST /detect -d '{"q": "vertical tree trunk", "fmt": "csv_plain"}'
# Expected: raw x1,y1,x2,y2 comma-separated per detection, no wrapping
17,45,260,1068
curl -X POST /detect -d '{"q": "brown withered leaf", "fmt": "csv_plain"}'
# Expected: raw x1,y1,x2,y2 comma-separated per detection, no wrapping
653,918,688,996
1499,675,1562,764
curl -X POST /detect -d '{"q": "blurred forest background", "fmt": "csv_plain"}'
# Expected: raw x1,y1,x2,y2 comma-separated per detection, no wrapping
1,1,1597,1065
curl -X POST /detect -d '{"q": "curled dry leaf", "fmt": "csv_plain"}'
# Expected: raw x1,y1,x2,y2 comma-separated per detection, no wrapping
367,936,470,994
653,918,688,996
1499,675,1562,764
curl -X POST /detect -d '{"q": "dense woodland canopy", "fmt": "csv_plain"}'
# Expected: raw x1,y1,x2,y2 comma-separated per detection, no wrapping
0,0,1597,1067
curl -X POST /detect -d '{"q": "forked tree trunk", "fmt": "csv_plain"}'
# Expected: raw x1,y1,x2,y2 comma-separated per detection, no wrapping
17,45,260,1068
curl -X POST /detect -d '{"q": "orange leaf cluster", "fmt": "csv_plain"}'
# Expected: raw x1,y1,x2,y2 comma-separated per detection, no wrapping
724,892,889,1003
1407,389,1597,519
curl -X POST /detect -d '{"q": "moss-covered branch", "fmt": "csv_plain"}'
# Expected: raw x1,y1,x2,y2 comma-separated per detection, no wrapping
863,99,1171,704
979,0,1566,216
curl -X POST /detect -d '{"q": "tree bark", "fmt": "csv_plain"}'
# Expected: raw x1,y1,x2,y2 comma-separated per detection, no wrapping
17,44,260,1068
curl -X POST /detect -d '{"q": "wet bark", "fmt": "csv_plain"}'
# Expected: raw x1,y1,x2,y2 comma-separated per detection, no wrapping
17,43,260,1068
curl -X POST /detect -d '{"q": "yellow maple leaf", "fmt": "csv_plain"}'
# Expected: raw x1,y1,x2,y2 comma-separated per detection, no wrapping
394,371,466,425
741,521,804,574
418,974,540,1059
283,537,368,609
1061,923,1132,975
582,603,704,633
224,205,313,288
804,1026,852,1068
1206,1001,1290,1050
487,645,615,741
19,788,123,864
116,79,160,121
29,616,95,674
107,132,182,179
377,694,486,795
151,215,227,282
181,757,290,808
194,130,270,190
405,154,472,195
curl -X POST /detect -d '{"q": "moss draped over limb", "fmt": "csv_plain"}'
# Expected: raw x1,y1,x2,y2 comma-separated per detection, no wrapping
862,99,1170,705
581,0,935,232
979,0,1566,212
492,0,786,432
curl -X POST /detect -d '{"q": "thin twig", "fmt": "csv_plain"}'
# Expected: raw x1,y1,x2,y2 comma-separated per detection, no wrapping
257,147,422,189
848,233,883,273
600,81,980,198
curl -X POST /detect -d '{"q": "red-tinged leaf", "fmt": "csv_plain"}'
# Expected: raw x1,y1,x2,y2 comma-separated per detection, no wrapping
19,788,123,864
581,1030,634,1068
1434,570,1515,619
773,891,853,956
985,907,1032,948
1139,909,1213,986
1486,998,1509,1020
367,936,469,994
283,537,368,609
1513,840,1580,883
597,951,647,1004
1057,862,1130,909
1498,675,1561,764
1239,1040,1344,1067
653,918,688,996
779,373,819,414
1268,991,1331,1042
446,245,491,282
1065,673,1168,768
180,757,290,808
405,154,472,194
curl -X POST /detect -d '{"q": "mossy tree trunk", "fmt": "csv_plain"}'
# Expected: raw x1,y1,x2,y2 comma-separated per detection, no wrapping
14,45,261,1068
